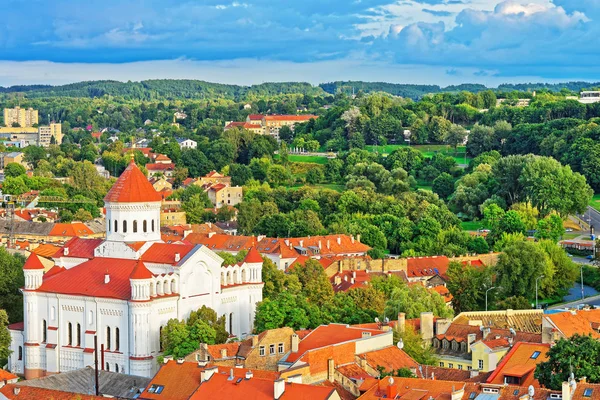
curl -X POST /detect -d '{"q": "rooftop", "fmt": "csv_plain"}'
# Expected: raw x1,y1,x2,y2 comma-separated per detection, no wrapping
486,342,551,387
544,309,600,339
104,160,162,203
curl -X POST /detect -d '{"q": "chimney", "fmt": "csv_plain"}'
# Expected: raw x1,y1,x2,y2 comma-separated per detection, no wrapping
291,334,299,352
436,319,452,336
245,371,253,380
397,312,406,333
482,326,491,340
327,358,335,382
357,234,361,243
13,387,20,395
362,331,371,338
351,235,355,244
327,240,331,249
420,312,434,342
334,275,341,285
274,379,285,399
220,348,227,358
337,236,342,245
163,355,173,364
386,378,397,399
229,369,234,380
299,240,303,247
431,372,435,380
252,335,259,347
175,253,181,262
104,273,110,284
208,231,216,238
64,247,69,256
352,271,356,279
285,239,289,246
201,366,218,382
467,333,477,353
344,275,348,282
318,240,322,250
562,380,575,400
177,358,184,364
351,277,355,284
287,374,302,384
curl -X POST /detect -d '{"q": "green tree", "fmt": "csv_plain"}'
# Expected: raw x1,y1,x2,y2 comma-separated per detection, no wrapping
432,173,454,199
188,306,228,343
393,325,438,365
290,259,334,306
160,319,197,358
444,124,467,153
73,209,93,222
495,241,549,299
384,283,452,320
446,261,492,313
0,310,11,365
306,168,324,185
182,193,212,224
536,215,565,242
4,163,26,178
535,335,600,389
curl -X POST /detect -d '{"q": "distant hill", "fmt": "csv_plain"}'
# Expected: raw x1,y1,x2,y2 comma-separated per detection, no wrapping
1,79,599,101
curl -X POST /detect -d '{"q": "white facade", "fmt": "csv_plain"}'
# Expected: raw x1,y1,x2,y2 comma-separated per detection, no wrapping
177,138,197,149
8,165,263,380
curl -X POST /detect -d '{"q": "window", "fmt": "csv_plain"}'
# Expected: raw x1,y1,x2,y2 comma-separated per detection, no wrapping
439,362,444,367
51,306,55,321
585,389,594,397
467,366,472,371
108,219,111,232
114,220,118,232
143,220,147,233
133,220,138,233
106,326,111,350
469,392,476,400
259,346,265,356
159,326,164,352
448,363,454,369
115,364,119,373
76,323,81,347
505,376,520,385
106,362,110,371
531,351,541,359
115,327,120,351
123,220,127,233
88,311,93,326
42,320,47,343
269,344,275,355
68,322,73,346
278,343,284,354
478,359,483,369
458,365,463,370
152,220,155,232
148,385,164,394
18,346,22,361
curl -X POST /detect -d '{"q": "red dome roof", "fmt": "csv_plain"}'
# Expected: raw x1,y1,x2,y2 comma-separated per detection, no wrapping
104,160,162,203
244,246,263,264
23,253,45,270
129,260,154,280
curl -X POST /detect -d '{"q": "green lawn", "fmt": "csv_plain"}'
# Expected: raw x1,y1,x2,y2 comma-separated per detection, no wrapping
562,232,581,240
460,220,487,231
590,194,600,212
416,182,432,191
365,144,472,164
288,154,329,164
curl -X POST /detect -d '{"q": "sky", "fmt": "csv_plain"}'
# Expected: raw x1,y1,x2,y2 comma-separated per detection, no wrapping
0,0,597,86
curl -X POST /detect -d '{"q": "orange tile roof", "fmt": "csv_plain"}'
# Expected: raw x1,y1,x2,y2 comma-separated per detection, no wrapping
331,270,371,292
141,243,196,265
436,323,542,344
155,154,171,162
23,253,45,270
105,160,163,203
244,246,264,264
486,342,551,387
53,237,103,258
0,385,100,399
206,342,242,360
32,243,62,258
247,114,264,120
49,222,95,237
286,324,387,364
264,115,318,121
359,345,419,372
545,309,600,339
0,369,18,382
361,377,464,400
146,162,175,171
130,260,154,280
185,233,257,252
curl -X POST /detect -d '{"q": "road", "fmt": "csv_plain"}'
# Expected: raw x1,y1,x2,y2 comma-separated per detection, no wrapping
577,206,600,235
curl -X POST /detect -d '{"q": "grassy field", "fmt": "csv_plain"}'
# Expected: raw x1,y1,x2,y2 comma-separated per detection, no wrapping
460,220,487,231
416,182,432,191
562,232,581,240
274,154,329,164
590,194,600,212
365,144,472,164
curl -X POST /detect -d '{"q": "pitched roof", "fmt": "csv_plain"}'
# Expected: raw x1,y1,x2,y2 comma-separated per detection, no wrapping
0,368,18,382
49,222,95,237
53,237,104,258
104,160,162,203
244,246,263,264
130,260,154,280
32,243,62,258
146,162,175,171
286,324,387,364
331,270,371,292
453,309,543,334
361,377,464,400
247,114,264,120
141,243,196,265
36,258,138,300
264,115,317,121
23,253,45,270
358,345,419,372
436,323,542,344
0,385,101,399
544,309,600,338
185,233,257,252
486,342,551,387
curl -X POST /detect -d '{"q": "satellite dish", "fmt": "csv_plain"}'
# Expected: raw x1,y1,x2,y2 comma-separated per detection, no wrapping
480,325,485,331
385,317,390,323
388,377,394,385
397,339,404,350
528,386,535,397
375,317,380,323
509,328,516,336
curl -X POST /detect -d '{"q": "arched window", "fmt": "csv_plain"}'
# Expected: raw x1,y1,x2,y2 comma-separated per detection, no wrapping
115,364,119,373
143,220,147,233
51,306,55,321
152,219,155,232
106,326,111,350
114,220,118,232
68,322,73,346
18,346,22,361
159,326,164,352
133,220,138,233
115,327,120,351
229,312,233,334
123,220,127,233
106,362,110,371
108,219,111,232
77,323,81,347
88,310,94,326
42,320,47,343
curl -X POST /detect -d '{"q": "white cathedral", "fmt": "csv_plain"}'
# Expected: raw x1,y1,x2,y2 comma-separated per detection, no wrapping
8,160,264,379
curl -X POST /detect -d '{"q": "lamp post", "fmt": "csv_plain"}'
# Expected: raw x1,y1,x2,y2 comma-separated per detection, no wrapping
535,275,545,309
581,264,585,301
485,286,499,311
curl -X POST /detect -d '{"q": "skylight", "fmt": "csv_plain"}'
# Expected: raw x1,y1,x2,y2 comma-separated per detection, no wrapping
531,351,541,359
584,389,593,397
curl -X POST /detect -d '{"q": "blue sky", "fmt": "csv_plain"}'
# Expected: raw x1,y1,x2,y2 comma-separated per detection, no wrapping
0,0,597,86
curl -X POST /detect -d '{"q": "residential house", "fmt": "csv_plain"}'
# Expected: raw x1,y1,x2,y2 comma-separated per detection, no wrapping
206,184,243,207
224,121,263,134
542,308,600,343
485,342,551,387
2,151,26,168
176,137,197,149
262,115,318,140
199,171,231,186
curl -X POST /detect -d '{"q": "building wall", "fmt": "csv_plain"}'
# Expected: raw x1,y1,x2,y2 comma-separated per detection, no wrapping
245,328,295,371
210,186,243,208
160,211,187,226
3,107,39,128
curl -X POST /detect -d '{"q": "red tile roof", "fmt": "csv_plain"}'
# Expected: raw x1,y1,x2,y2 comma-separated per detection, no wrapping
0,385,100,399
185,233,258,252
247,114,264,120
264,115,317,122
49,223,95,237
544,309,600,339
104,160,163,203
361,377,463,400
8,322,24,331
286,324,386,364
331,270,371,292
44,265,66,279
53,237,103,258
130,260,154,280
0,369,18,382
486,342,551,387
146,163,175,171
205,171,225,178
244,246,263,264
141,243,196,265
23,253,45,270
358,345,419,372
32,243,62,258
36,258,138,300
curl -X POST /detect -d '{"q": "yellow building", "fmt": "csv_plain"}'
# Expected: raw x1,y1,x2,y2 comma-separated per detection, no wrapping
469,340,510,372
38,123,62,146
262,115,317,140
2,151,26,168
3,107,39,127
0,123,62,147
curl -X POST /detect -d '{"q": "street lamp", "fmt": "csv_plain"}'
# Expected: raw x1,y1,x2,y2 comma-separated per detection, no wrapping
535,275,545,309
485,286,500,311
581,264,585,301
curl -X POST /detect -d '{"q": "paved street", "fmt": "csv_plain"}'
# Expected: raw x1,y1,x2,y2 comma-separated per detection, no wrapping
577,206,600,234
